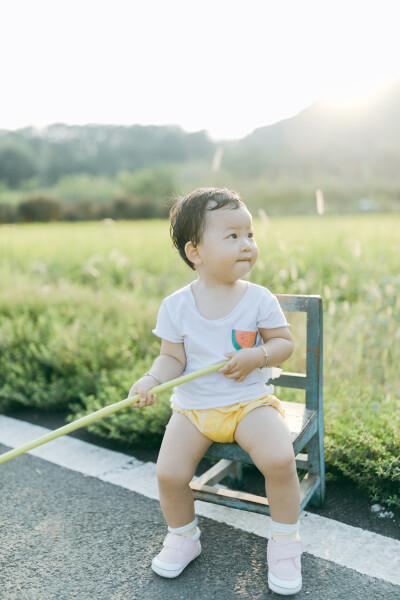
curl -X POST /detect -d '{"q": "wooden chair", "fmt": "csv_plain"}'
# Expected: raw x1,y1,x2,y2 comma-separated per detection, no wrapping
190,294,325,515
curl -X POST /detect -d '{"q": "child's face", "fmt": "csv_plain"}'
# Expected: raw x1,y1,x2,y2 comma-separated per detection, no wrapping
195,204,258,283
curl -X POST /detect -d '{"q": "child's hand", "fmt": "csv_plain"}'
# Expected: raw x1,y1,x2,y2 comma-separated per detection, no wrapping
128,375,158,408
219,348,265,382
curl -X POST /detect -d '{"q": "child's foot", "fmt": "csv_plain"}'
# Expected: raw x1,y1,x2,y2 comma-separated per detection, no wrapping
267,539,303,595
151,528,201,578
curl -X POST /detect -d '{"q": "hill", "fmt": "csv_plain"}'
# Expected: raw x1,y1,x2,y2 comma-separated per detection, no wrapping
224,77,400,179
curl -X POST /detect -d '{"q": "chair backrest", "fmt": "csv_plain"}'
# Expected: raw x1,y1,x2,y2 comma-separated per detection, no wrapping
274,295,323,412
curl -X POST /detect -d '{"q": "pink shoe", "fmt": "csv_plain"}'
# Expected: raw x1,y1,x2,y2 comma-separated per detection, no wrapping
151,529,201,578
267,539,303,595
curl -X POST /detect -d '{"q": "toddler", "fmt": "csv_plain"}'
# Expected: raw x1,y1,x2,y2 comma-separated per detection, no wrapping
129,187,302,595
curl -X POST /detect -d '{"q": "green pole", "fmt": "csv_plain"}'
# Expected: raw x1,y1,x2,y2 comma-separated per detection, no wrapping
0,360,228,466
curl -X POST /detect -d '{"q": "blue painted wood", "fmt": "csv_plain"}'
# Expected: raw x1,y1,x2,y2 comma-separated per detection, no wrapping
271,372,307,390
305,296,325,506
275,294,321,313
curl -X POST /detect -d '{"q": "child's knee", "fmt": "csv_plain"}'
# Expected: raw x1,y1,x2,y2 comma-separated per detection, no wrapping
156,461,192,488
259,451,296,478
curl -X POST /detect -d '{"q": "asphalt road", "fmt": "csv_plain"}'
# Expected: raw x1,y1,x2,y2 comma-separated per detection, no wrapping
1,439,399,600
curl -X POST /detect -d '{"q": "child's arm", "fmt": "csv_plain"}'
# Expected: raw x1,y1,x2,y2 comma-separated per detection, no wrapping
129,339,186,408
219,326,294,383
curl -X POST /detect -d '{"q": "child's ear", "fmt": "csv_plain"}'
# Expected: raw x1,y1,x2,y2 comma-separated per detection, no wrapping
185,241,202,266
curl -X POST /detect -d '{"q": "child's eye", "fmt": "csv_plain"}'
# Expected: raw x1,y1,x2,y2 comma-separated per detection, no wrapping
248,232,254,238
228,233,237,239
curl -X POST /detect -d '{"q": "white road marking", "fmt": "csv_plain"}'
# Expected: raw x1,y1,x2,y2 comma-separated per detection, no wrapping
0,416,399,586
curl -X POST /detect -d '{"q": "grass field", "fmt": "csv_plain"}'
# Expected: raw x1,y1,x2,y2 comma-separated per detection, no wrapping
0,215,399,507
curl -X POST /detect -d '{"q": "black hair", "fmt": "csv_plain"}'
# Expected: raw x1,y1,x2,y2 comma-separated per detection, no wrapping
170,187,245,269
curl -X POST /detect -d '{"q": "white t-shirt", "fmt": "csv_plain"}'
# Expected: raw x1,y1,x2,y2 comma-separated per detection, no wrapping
152,282,289,410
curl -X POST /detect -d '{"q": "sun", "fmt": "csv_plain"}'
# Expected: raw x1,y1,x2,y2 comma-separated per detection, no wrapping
319,76,397,111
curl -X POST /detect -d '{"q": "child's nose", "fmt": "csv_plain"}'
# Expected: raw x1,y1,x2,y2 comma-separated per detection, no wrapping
241,238,252,251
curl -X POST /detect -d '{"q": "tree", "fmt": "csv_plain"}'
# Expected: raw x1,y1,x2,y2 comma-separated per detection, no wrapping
0,144,37,188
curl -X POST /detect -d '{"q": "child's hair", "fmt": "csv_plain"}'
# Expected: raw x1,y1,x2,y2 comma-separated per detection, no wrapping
170,187,245,270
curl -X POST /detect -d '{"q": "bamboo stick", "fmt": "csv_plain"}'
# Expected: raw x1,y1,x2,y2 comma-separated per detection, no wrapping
0,360,228,465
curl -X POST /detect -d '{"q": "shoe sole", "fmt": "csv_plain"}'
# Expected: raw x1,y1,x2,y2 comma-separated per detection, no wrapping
151,543,202,578
268,573,302,595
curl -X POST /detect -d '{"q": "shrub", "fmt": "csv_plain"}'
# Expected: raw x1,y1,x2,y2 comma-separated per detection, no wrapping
69,372,172,448
0,203,17,224
324,382,400,508
112,195,168,220
63,199,112,221
18,195,64,222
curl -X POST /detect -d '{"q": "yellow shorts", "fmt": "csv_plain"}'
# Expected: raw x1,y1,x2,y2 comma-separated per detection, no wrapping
171,395,284,443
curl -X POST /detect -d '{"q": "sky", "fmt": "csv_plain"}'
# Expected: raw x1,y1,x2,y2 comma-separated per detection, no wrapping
1,0,400,141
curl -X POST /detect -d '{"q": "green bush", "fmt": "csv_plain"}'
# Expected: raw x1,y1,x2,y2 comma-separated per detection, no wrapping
70,372,172,448
324,382,399,508
112,196,162,220
17,195,64,222
0,282,158,411
0,203,17,224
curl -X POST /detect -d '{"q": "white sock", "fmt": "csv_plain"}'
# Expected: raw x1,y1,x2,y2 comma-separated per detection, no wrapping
168,518,198,537
271,519,300,542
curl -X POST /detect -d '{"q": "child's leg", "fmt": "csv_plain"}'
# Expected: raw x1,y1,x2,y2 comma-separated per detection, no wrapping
235,406,303,595
234,406,300,524
156,412,213,528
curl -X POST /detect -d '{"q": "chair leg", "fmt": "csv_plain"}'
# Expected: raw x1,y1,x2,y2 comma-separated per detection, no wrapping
307,432,325,507
226,461,243,489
